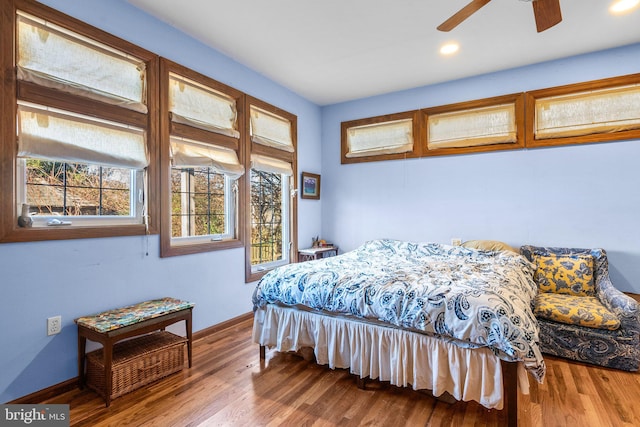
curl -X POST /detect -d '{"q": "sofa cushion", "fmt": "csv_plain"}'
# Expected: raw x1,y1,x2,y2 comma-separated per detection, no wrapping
534,293,620,330
532,253,595,296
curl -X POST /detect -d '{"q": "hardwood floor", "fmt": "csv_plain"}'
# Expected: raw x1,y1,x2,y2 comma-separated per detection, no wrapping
43,315,640,427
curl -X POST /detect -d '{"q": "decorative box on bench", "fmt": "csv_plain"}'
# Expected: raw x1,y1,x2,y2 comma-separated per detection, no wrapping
86,331,187,400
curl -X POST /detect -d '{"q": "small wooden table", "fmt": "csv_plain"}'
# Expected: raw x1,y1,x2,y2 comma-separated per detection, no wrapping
298,246,339,262
75,297,194,407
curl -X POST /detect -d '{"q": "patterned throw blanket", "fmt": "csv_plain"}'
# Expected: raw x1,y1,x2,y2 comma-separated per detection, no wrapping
253,239,545,381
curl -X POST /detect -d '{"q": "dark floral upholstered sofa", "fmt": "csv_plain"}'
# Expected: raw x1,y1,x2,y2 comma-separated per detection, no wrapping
520,245,640,371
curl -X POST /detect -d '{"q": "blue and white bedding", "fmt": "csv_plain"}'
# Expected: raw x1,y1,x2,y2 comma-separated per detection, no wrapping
253,239,545,382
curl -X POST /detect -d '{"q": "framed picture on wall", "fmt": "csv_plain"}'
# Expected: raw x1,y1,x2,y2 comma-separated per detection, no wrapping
301,172,321,200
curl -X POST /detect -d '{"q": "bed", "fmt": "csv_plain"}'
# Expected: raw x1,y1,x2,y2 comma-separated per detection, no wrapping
252,239,545,424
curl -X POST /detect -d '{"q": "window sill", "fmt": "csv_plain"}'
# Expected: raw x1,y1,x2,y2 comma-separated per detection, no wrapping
0,223,150,244
160,238,243,258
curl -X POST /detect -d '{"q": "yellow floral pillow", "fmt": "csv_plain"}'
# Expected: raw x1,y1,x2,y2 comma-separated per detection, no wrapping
534,293,620,330
532,253,595,296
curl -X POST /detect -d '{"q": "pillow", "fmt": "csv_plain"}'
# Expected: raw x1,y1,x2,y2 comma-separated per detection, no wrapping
531,253,595,296
534,293,620,330
461,240,517,254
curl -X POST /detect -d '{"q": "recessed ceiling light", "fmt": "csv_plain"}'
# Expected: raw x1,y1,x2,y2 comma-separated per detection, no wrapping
440,42,459,56
610,0,640,14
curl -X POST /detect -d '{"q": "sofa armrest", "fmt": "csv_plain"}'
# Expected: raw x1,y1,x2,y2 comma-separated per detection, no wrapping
597,274,640,334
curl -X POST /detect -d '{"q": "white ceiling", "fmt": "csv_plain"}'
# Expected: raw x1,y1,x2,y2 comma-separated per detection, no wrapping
126,0,640,105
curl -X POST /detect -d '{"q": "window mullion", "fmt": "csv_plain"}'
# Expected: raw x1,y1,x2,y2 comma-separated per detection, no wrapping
99,166,103,216
63,163,68,215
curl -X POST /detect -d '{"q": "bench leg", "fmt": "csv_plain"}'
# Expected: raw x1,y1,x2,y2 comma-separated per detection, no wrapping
186,309,193,368
77,334,86,389
103,341,113,407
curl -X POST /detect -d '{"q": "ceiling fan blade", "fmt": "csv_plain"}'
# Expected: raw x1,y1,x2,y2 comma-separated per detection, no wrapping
532,0,562,32
437,0,492,32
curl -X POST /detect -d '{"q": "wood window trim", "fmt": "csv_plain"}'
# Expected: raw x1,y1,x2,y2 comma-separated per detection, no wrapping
422,93,525,157
525,73,640,148
0,0,160,243
245,96,298,283
341,110,422,164
159,58,245,257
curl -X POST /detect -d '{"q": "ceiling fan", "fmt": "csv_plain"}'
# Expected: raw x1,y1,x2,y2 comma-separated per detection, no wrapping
437,0,562,33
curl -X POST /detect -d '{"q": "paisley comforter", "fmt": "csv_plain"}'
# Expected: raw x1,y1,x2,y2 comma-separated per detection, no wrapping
253,239,545,382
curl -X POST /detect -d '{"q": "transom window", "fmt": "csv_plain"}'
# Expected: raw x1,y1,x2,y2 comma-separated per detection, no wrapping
526,74,640,147
341,111,421,164
16,12,147,112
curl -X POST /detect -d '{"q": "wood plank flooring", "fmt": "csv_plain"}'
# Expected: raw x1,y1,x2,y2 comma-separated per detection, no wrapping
43,315,640,427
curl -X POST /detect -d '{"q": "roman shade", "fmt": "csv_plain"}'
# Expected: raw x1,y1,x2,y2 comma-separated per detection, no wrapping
17,12,147,113
535,84,640,139
168,74,239,138
345,118,413,158
249,106,294,152
427,104,516,149
17,104,148,169
251,154,293,176
170,137,244,179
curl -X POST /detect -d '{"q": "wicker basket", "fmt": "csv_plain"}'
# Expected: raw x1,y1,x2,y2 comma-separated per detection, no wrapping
86,331,187,400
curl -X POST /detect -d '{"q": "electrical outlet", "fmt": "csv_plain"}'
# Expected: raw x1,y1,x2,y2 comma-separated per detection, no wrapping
451,237,462,246
47,315,61,336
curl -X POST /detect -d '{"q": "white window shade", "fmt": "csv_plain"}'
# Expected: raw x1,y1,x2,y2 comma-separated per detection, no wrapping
18,104,148,169
251,154,293,176
427,104,516,150
535,84,640,139
170,137,244,179
169,74,239,138
17,13,147,113
250,106,294,152
346,118,413,158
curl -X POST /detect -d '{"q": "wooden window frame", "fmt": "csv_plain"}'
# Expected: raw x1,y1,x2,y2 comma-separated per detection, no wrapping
245,96,297,283
341,110,422,164
0,0,159,243
422,93,525,157
159,58,245,257
525,73,640,148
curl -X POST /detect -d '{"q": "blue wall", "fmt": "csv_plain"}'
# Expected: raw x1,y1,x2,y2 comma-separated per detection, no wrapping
0,0,322,402
320,43,640,295
2,0,639,404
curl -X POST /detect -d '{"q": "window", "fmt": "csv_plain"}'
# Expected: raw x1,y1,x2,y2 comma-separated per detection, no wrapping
170,147,237,240
0,1,158,242
245,98,297,282
422,93,525,156
160,59,245,257
17,103,146,226
341,111,421,164
250,169,289,269
526,73,640,148
250,154,293,273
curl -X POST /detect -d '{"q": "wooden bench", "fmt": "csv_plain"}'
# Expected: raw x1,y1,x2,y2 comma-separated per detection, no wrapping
75,297,194,406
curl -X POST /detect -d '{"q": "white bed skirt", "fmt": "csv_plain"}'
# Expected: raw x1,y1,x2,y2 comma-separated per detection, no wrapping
252,305,529,410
